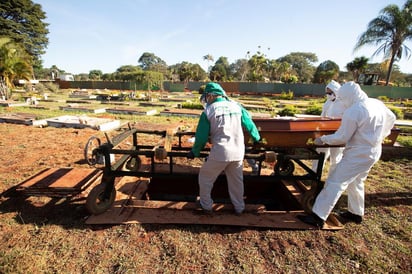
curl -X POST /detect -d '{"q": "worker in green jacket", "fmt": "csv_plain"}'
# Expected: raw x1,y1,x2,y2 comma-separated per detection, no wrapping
187,82,261,215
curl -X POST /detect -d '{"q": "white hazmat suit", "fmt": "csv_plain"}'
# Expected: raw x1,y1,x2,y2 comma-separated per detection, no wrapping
312,80,346,174
312,81,396,221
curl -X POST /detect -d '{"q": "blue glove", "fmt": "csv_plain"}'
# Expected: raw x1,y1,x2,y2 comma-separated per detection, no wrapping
187,151,195,159
314,137,324,146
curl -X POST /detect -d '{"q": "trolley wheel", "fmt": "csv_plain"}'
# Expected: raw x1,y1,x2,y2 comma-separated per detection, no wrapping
274,159,295,176
125,156,141,171
84,136,101,166
154,147,168,161
264,151,277,163
86,184,116,215
301,187,317,214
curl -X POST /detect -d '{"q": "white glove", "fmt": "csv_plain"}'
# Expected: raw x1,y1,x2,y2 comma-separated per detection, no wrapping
314,137,324,146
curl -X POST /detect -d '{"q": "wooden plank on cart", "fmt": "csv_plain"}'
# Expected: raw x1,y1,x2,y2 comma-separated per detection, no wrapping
10,168,102,197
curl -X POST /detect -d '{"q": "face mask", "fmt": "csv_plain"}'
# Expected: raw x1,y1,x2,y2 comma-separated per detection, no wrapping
326,93,336,101
200,94,207,109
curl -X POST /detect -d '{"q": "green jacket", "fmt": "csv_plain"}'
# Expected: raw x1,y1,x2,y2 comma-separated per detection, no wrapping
191,97,260,158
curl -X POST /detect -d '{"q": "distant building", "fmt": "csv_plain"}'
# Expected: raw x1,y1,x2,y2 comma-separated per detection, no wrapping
59,74,74,81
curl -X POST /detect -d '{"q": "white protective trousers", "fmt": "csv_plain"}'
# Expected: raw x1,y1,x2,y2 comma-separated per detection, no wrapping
312,146,344,174
198,158,244,213
312,146,381,220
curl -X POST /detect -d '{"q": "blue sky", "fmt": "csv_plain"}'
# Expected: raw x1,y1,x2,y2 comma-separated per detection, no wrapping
35,0,412,75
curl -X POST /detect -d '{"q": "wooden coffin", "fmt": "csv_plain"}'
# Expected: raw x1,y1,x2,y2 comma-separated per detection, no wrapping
252,117,341,131
245,117,400,148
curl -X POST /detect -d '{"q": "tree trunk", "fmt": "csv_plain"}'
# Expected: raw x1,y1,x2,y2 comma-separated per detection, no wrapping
385,53,396,86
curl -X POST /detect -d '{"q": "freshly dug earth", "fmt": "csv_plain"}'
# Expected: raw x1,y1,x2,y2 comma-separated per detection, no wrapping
0,122,411,273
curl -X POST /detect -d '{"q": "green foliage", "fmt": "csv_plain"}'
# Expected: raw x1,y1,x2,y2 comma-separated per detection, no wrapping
89,70,103,80
144,71,163,91
210,56,230,81
277,105,299,116
0,0,49,64
396,135,412,148
0,37,33,98
43,82,59,93
354,1,412,85
261,97,276,109
199,85,206,94
247,54,267,82
170,62,207,82
29,82,45,93
138,52,167,71
34,65,65,80
279,90,294,100
402,100,412,107
346,56,369,81
181,101,203,109
281,75,298,83
378,96,390,102
113,65,143,81
305,104,323,115
313,60,340,83
389,106,404,119
276,52,317,83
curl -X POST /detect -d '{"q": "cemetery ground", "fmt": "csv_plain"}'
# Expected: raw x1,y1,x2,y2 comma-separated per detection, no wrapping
0,90,410,273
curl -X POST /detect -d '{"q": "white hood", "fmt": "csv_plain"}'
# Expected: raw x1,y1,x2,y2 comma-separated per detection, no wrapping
336,81,368,108
325,80,341,93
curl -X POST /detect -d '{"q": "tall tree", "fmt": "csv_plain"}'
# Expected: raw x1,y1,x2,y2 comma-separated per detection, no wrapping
138,52,167,71
89,70,103,80
171,62,207,82
0,0,49,69
113,65,143,81
203,54,214,72
210,57,230,81
276,52,317,83
346,56,369,81
190,63,207,81
230,59,250,81
247,53,268,81
313,60,340,83
354,0,412,85
137,52,169,80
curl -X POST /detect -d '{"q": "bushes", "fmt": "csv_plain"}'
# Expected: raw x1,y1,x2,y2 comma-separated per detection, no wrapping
305,104,322,115
389,106,404,119
378,96,390,102
181,101,203,110
279,90,294,100
277,105,299,116
397,135,412,148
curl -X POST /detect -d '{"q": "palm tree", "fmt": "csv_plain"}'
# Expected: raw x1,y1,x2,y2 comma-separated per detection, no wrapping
354,1,412,85
346,56,369,81
203,54,214,72
0,37,33,99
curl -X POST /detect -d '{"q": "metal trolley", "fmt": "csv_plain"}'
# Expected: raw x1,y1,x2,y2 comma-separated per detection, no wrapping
83,121,331,216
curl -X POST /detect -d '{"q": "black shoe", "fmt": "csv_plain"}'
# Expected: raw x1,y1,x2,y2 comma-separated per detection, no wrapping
194,197,213,215
338,211,362,224
234,210,244,216
193,207,213,216
297,213,325,228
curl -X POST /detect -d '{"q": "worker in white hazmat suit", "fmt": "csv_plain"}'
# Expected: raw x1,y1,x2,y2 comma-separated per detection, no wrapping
298,81,396,227
187,82,261,215
312,80,346,175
